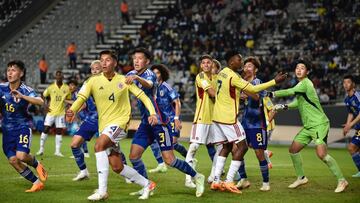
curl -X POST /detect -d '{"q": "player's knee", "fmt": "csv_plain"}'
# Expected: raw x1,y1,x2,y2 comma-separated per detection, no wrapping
94,142,105,152
347,144,357,154
43,126,50,133
111,163,124,174
129,152,141,160
8,157,19,166
70,140,81,148
316,152,327,160
55,128,63,135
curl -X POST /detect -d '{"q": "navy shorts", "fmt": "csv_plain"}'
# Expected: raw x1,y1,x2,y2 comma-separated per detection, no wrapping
245,128,268,150
132,122,173,151
351,129,360,147
75,121,98,141
2,128,32,159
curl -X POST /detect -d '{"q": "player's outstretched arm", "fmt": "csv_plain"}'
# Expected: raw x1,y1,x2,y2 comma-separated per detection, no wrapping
343,112,360,136
343,113,354,136
125,75,153,89
11,90,44,105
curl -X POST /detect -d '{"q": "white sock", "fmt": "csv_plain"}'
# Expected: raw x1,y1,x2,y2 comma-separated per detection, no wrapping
210,144,223,179
39,132,48,152
214,156,226,183
81,168,89,174
95,151,109,195
185,143,199,182
55,134,62,153
120,165,149,187
225,160,241,183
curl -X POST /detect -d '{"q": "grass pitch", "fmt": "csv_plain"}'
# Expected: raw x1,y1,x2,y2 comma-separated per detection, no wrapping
0,134,359,203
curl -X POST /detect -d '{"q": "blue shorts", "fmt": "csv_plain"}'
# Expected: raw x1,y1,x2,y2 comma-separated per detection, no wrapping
132,123,173,151
169,120,180,138
351,129,360,147
75,121,99,141
245,128,268,150
2,128,32,159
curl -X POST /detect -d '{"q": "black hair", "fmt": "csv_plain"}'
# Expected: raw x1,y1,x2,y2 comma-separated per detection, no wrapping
295,58,312,71
129,47,153,61
224,50,242,64
199,54,213,62
7,60,26,81
343,75,355,83
99,50,118,61
150,64,170,81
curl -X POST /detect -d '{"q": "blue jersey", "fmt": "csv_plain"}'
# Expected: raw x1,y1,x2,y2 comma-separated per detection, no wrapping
71,90,98,124
156,81,179,124
126,69,159,124
344,90,360,130
0,82,37,131
241,78,267,129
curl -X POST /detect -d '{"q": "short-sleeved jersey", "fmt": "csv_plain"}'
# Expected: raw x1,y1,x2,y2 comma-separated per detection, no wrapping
126,69,159,124
193,72,216,124
43,82,70,116
156,81,179,124
0,82,38,131
344,90,360,130
213,67,275,124
241,78,267,129
275,77,329,128
71,90,98,124
71,73,147,132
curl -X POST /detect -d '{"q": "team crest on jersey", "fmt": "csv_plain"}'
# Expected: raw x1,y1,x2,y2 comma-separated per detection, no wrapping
13,97,20,103
352,100,356,106
160,90,164,97
118,83,123,89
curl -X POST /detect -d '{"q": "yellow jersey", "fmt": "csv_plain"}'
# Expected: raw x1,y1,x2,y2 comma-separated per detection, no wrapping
193,72,216,124
263,96,276,131
213,67,276,124
70,73,156,132
43,82,71,116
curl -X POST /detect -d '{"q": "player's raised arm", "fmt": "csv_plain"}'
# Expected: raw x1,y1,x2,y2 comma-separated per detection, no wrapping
11,89,44,106
67,81,91,122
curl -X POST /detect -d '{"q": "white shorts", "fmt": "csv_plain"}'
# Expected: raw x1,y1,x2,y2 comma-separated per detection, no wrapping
44,114,66,128
101,124,127,155
212,121,246,144
190,123,213,144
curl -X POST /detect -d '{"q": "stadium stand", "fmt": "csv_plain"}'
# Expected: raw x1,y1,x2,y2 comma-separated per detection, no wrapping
0,0,359,106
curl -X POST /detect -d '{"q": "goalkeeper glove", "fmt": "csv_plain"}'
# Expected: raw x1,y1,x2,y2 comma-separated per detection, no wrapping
274,104,288,111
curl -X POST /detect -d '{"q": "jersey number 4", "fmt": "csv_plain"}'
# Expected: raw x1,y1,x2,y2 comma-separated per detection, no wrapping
109,93,115,102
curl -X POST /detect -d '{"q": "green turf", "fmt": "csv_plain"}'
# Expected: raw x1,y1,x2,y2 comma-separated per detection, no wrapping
0,134,359,203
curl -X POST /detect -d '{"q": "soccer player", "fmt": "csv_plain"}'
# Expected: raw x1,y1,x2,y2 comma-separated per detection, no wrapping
66,60,102,181
126,47,205,197
270,59,348,193
66,50,157,200
210,51,287,194
37,70,71,157
185,54,217,188
342,75,360,177
148,64,188,174
1,60,48,192
236,56,270,191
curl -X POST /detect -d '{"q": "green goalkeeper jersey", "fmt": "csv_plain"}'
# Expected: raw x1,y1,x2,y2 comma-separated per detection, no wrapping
274,77,329,128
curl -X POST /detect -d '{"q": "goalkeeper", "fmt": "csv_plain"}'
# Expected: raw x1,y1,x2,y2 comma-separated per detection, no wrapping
269,59,348,193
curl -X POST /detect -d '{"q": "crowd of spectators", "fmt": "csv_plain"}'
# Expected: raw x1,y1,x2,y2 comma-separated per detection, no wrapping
109,0,359,104
0,0,28,24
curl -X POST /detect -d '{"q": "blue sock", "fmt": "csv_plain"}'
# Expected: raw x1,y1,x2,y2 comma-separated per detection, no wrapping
72,147,86,170
130,158,148,178
31,157,39,168
20,167,38,183
238,159,247,179
259,160,269,182
352,152,360,171
206,144,216,161
82,142,88,153
173,142,188,158
170,158,196,177
150,141,164,164
120,152,127,165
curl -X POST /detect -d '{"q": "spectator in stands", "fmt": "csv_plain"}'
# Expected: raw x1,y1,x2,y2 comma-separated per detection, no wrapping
38,55,48,84
66,42,77,69
95,20,105,44
120,0,130,25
